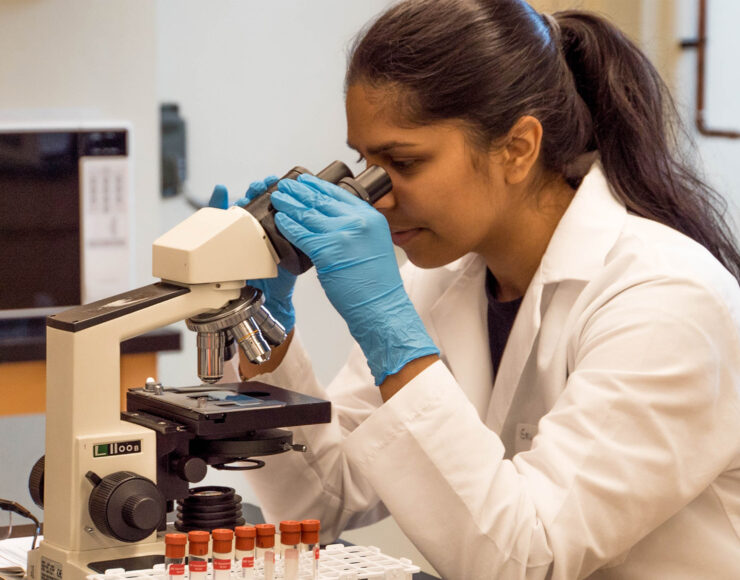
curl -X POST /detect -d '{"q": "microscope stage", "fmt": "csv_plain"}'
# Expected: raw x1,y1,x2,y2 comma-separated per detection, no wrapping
126,381,331,438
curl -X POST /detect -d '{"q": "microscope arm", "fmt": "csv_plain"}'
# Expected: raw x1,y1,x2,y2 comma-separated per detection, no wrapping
42,205,277,553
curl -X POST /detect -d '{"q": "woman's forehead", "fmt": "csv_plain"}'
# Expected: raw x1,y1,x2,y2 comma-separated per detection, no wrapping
346,84,476,151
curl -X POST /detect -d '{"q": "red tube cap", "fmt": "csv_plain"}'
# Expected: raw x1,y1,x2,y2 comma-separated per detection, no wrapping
255,523,275,549
165,533,187,558
300,519,320,544
211,528,233,555
188,530,210,556
279,520,301,546
235,525,256,550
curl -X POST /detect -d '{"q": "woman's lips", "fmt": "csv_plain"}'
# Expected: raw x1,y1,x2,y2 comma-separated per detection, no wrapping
391,228,422,246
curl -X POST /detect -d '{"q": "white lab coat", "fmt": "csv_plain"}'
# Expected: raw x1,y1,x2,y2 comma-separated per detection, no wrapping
230,163,740,579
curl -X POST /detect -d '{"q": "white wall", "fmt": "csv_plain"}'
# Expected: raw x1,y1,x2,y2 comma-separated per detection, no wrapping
154,0,395,389
153,0,395,429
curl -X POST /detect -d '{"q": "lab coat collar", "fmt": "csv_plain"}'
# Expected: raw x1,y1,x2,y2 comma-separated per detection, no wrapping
428,161,627,431
538,160,626,284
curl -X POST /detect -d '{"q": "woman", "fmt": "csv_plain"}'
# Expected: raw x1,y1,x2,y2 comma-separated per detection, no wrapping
212,0,740,577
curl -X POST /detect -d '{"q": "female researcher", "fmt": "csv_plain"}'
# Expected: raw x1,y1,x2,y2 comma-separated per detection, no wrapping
213,0,740,577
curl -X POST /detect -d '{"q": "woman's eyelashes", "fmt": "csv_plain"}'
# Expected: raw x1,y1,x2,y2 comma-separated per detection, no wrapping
355,152,422,174
390,158,420,172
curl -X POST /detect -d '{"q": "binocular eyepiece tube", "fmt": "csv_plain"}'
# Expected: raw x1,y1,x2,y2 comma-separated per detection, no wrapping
243,160,392,275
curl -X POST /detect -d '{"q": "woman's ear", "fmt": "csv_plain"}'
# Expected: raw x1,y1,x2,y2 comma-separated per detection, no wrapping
499,115,543,185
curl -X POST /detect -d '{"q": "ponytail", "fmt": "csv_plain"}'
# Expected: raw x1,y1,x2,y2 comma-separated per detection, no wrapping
556,11,740,281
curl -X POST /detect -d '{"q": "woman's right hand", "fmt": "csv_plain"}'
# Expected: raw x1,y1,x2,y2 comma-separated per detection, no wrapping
208,178,298,333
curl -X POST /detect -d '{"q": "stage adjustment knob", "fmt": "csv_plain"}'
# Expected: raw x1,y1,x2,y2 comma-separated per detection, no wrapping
87,470,166,542
174,456,208,483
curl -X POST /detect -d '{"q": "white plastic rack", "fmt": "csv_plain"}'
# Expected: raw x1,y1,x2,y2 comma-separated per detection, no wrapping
86,544,420,580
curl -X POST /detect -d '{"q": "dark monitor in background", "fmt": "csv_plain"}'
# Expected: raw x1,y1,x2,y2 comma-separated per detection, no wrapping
0,124,133,326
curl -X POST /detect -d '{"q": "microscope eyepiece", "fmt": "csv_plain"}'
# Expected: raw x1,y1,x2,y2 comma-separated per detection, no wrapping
338,165,393,204
243,160,392,275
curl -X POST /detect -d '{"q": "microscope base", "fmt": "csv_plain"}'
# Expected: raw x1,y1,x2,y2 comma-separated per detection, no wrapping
28,537,165,580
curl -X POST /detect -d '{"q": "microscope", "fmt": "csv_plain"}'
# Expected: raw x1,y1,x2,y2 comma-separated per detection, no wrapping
26,162,391,580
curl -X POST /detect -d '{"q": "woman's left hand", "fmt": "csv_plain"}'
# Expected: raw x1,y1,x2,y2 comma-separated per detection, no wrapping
271,173,439,385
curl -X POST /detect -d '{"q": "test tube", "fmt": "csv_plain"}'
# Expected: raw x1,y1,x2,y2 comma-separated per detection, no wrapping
211,528,233,580
301,520,321,580
255,523,276,580
234,525,257,579
187,530,210,580
164,533,187,580
279,521,301,580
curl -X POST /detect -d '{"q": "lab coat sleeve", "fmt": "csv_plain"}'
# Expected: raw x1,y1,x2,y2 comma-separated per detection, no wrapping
343,275,740,579
238,329,392,542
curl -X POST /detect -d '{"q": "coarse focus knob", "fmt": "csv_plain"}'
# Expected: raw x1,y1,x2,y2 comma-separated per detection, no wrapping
28,456,45,509
87,470,165,542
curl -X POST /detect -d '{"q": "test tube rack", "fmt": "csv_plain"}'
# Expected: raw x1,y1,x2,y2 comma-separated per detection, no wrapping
85,544,421,580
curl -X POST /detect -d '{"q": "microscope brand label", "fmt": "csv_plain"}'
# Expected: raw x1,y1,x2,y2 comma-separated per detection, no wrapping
93,439,142,457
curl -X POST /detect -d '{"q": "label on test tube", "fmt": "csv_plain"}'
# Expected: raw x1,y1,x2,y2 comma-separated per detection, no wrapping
167,563,185,578
213,558,231,571
189,560,207,574
241,556,254,580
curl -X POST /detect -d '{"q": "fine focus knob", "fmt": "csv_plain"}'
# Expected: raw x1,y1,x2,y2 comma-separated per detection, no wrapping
87,470,166,542
122,496,162,530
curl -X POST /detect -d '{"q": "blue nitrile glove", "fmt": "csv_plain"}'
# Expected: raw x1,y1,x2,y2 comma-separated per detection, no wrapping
270,174,439,385
208,179,297,332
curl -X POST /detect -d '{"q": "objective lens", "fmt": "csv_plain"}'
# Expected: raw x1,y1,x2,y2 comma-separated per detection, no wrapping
230,317,271,364
251,305,288,346
196,331,226,383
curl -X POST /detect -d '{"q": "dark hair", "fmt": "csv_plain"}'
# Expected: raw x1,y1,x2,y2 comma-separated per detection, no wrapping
346,0,740,281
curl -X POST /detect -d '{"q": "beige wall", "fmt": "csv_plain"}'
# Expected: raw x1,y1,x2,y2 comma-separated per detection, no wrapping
529,0,678,86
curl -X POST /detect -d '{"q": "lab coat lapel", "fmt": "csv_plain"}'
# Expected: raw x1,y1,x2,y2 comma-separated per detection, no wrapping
427,256,493,420
486,275,545,433
484,161,627,433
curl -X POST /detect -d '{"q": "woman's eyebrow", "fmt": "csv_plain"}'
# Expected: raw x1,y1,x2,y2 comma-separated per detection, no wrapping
346,140,419,155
